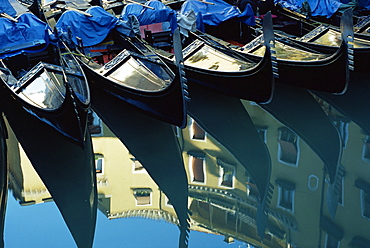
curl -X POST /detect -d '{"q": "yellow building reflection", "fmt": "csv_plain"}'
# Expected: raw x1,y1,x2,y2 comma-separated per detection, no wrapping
6,120,52,206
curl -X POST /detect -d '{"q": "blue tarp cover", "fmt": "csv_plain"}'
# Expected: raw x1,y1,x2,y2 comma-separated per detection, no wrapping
358,0,370,9
120,0,178,32
0,13,50,58
274,0,348,17
55,6,119,47
180,0,255,27
277,0,370,13
0,0,17,17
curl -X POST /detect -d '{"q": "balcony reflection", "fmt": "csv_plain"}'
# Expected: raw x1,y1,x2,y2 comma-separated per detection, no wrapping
4,77,370,248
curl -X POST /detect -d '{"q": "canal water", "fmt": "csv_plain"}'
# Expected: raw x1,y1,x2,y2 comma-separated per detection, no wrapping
3,72,370,248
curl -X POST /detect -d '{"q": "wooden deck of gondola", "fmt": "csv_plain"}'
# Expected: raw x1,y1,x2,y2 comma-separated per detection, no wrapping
121,2,276,103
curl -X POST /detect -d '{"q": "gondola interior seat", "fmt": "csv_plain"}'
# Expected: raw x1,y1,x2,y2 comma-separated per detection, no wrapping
144,29,173,51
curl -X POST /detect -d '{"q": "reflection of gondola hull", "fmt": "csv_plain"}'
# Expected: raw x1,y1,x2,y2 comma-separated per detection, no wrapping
89,81,190,248
259,83,343,218
0,84,97,248
0,115,7,247
187,84,273,239
259,83,342,184
313,72,370,136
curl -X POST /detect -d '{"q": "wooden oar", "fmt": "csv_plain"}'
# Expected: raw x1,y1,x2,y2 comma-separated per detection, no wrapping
123,0,155,9
197,0,215,5
0,13,18,22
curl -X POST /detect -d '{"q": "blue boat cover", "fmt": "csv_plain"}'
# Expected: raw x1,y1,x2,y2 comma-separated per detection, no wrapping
0,0,17,17
0,13,51,58
120,0,178,32
274,0,367,17
55,6,119,47
177,8,204,34
358,0,370,9
180,0,256,28
360,0,370,9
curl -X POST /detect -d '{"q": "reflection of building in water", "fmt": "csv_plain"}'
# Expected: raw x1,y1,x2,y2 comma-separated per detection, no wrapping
91,123,179,225
6,101,370,247
6,121,52,206
243,100,370,248
180,116,287,247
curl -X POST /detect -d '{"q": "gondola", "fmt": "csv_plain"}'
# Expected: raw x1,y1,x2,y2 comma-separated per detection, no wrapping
275,1,370,46
39,1,188,128
119,0,275,103
273,1,370,36
174,0,350,94
0,4,97,247
272,8,370,74
191,28,349,94
0,7,90,147
0,13,90,148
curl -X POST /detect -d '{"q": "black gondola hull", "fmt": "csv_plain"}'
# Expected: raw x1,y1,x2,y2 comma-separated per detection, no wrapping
79,61,187,128
283,38,368,73
193,30,349,93
0,79,88,147
237,41,350,93
158,47,275,103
